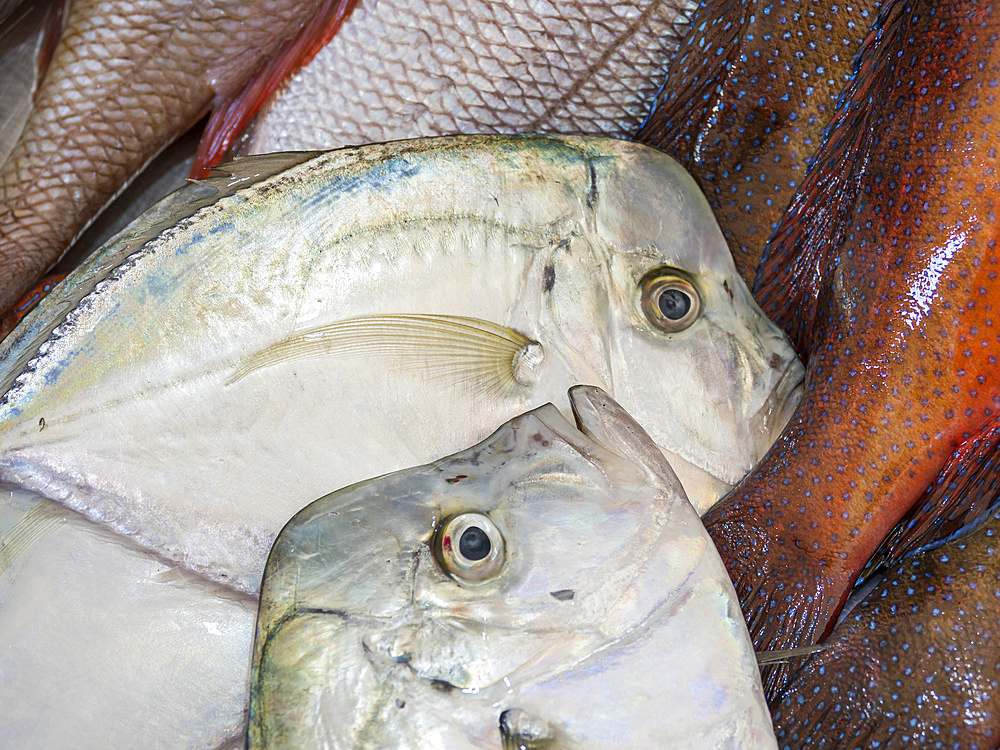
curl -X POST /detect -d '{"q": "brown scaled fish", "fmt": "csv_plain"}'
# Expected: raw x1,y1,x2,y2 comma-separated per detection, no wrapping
770,505,1000,748
0,0,357,313
635,0,882,286
702,0,1000,698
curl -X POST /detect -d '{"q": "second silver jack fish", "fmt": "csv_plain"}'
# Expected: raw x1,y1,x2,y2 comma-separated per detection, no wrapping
0,134,802,591
249,387,777,749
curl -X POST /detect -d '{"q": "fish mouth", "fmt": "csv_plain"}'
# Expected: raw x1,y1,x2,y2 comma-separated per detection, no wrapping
752,353,805,456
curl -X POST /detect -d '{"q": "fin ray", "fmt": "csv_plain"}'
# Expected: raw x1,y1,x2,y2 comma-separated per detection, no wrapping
191,0,360,177
859,415,1000,583
0,499,65,575
227,314,538,401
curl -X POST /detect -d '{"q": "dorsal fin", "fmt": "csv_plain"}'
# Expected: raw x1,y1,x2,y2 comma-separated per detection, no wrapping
859,416,1000,584
0,150,323,397
191,0,359,178
752,1,907,358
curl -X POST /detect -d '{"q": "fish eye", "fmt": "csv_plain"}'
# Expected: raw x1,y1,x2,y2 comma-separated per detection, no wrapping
638,268,701,333
434,512,505,585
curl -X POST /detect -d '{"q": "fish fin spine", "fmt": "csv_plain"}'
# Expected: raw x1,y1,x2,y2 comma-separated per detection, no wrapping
191,0,360,178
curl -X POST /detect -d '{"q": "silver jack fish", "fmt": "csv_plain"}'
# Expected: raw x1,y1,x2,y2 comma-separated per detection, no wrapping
250,386,778,749
0,484,255,748
0,135,801,594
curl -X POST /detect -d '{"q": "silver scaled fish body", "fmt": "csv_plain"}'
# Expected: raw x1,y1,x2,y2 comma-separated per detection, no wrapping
0,135,802,594
249,386,778,749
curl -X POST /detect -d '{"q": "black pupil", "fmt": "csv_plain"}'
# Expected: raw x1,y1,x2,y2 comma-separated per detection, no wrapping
657,287,691,320
459,526,491,561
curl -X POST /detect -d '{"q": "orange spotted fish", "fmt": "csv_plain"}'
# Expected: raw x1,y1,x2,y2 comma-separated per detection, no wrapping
635,0,882,286
0,271,65,339
770,505,1000,747
0,0,357,313
702,0,1000,698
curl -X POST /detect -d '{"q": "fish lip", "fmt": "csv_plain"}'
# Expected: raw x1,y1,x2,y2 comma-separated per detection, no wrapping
757,353,805,446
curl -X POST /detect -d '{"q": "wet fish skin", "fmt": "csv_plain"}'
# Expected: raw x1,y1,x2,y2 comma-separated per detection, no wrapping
249,387,777,749
770,506,1000,747
0,0,335,313
0,135,802,594
702,0,1000,697
0,485,255,749
635,0,882,287
239,0,693,154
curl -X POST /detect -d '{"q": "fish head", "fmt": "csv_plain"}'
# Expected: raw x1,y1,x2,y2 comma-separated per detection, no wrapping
514,141,804,509
250,387,774,749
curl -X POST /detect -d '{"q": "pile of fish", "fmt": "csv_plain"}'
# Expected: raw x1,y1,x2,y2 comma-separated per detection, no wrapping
0,0,697,312
642,0,1000,742
0,134,800,746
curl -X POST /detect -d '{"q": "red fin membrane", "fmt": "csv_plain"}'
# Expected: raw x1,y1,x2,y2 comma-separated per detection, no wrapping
860,417,1000,582
191,0,360,179
705,490,847,698
635,0,745,150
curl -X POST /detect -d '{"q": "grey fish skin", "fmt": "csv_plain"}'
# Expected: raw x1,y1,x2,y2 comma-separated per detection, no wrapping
770,506,1000,748
249,386,777,749
240,0,695,154
0,135,802,593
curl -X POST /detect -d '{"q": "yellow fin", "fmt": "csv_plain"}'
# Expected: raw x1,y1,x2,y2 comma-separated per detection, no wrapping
0,500,65,576
228,314,542,399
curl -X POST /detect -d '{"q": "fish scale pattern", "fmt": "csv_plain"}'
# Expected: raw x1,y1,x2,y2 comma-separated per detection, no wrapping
702,0,1000,701
0,0,325,313
243,0,693,153
771,506,1000,748
636,0,882,287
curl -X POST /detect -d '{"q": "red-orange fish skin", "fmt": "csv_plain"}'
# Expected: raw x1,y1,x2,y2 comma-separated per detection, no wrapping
635,0,882,287
0,0,324,313
703,0,1000,699
771,507,1000,747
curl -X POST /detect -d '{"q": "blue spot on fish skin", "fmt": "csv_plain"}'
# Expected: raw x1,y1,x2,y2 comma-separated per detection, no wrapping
303,158,422,213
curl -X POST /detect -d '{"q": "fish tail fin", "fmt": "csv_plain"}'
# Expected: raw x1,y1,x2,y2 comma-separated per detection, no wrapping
859,415,1000,583
190,0,360,177
704,502,846,701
